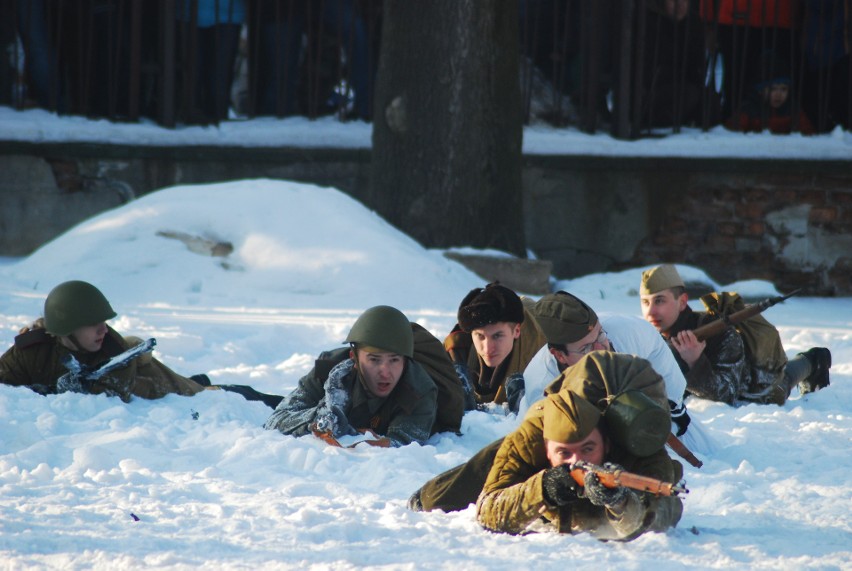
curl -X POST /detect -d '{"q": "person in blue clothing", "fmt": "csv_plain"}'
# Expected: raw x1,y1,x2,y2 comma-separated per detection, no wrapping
177,0,246,123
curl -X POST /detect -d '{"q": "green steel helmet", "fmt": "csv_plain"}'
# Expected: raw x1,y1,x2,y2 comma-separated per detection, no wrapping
345,305,414,358
43,280,117,336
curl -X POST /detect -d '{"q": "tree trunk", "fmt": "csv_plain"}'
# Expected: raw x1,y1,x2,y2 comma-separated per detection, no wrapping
370,0,525,256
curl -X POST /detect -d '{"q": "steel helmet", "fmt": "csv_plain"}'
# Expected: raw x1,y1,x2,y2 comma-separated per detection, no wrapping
345,305,414,358
43,280,117,336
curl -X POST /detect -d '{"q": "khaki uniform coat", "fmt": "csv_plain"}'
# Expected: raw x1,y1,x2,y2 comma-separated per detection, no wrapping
0,325,204,400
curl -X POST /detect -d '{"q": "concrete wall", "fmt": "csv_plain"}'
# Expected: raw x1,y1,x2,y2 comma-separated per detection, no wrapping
1,143,850,294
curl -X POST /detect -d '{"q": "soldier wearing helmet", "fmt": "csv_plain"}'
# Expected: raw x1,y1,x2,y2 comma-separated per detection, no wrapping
0,280,206,401
264,305,442,447
1,280,283,406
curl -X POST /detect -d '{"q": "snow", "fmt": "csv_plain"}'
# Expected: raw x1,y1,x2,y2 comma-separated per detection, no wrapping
1,111,851,569
3,105,852,159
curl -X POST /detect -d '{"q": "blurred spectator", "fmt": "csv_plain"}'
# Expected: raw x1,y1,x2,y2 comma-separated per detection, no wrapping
519,0,614,128
177,0,246,123
14,0,67,112
701,0,799,119
642,0,710,128
250,0,374,120
82,1,136,118
724,52,815,134
801,0,851,131
0,0,15,105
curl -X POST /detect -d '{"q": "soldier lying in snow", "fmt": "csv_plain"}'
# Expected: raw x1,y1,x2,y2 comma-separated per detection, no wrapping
264,305,465,447
639,264,832,406
0,280,280,406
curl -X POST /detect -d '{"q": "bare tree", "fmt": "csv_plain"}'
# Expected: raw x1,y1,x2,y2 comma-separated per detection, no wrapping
370,0,525,256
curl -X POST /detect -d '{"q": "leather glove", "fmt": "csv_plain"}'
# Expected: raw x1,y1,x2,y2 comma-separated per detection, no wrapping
316,359,356,436
505,373,525,414
454,362,477,411
541,464,581,507
313,411,339,434
669,399,691,437
583,464,628,507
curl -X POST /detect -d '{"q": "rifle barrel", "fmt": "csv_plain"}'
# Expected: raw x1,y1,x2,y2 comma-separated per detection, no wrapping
691,290,800,342
569,462,687,497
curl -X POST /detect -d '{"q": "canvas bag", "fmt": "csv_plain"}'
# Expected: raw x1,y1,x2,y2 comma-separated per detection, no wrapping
700,291,788,377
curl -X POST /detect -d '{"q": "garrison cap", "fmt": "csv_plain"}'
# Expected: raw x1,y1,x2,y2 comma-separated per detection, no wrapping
532,291,598,345
542,390,602,444
640,264,685,295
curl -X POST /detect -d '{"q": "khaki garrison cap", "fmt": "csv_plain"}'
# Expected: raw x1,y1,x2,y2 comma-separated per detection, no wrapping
532,291,598,345
640,264,685,295
542,391,602,444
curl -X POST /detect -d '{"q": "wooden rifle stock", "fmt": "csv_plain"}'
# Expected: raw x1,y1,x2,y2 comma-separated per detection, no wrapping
691,289,801,342
569,461,688,497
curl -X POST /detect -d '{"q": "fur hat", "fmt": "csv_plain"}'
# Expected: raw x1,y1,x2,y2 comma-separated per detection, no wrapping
532,291,598,345
542,391,602,444
640,264,685,295
457,282,524,332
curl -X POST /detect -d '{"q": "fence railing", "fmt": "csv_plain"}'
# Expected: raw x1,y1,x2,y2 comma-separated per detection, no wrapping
2,0,849,137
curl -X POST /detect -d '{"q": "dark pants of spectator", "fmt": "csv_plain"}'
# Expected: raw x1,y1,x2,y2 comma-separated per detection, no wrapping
182,23,241,123
16,0,66,112
803,56,851,132
256,0,371,119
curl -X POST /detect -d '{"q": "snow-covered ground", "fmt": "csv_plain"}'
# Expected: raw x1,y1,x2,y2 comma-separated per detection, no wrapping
0,179,849,570
3,105,852,159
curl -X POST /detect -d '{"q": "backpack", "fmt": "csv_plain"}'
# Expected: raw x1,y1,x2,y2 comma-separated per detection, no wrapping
700,292,788,377
411,323,465,434
543,352,671,457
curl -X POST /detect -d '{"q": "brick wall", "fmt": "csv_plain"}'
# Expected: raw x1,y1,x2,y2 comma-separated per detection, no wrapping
630,163,852,296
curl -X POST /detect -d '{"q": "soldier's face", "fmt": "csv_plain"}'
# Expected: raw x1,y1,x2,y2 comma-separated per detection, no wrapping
550,323,611,368
353,349,405,398
471,322,521,368
65,322,108,352
640,290,686,335
545,428,607,467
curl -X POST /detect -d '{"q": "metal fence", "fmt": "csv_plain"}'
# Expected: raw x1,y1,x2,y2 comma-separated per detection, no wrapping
2,0,849,137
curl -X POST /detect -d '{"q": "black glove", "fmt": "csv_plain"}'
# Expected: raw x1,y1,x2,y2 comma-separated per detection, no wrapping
542,464,581,507
582,464,628,507
504,373,525,414
669,399,691,437
454,362,477,411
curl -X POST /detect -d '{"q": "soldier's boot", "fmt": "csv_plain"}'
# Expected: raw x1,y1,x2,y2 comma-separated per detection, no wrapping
798,347,832,395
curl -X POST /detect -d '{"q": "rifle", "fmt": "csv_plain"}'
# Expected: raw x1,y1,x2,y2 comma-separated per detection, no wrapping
569,460,688,497
691,289,801,342
666,432,703,468
57,338,157,394
309,423,392,448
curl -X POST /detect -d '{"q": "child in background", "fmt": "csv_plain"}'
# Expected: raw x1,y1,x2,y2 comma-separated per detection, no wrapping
725,54,815,135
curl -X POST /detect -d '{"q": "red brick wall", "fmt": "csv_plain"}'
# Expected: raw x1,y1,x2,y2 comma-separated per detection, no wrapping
632,164,852,295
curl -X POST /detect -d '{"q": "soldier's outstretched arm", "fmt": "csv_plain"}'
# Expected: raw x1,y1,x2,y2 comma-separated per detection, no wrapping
263,369,326,435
